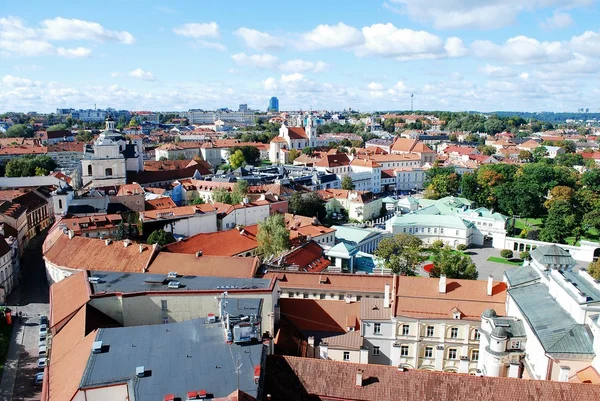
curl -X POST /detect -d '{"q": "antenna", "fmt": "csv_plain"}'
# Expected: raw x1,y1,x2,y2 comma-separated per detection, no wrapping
410,94,414,112
235,355,243,390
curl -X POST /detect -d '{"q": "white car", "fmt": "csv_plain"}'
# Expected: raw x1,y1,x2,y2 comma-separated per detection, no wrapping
34,372,44,385
37,358,47,369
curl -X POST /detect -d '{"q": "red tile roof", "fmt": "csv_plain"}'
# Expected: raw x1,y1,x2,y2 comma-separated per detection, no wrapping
162,226,258,256
58,214,122,234
47,142,84,152
49,272,90,330
287,127,308,140
278,241,330,272
280,299,360,332
314,153,351,168
147,253,260,278
391,137,433,153
140,204,216,220
264,271,393,293
0,200,27,219
116,183,144,195
144,197,177,210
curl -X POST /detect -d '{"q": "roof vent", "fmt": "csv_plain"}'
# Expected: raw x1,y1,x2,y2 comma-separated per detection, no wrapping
187,390,207,399
196,251,203,258
105,239,112,246
92,341,103,353
168,281,181,289
167,272,178,279
136,366,145,377
88,276,101,284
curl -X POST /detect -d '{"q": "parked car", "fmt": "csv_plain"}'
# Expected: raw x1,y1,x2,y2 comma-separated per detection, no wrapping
38,345,47,357
37,358,47,369
34,372,44,385
38,338,46,348
39,324,47,336
40,316,48,326
39,332,46,342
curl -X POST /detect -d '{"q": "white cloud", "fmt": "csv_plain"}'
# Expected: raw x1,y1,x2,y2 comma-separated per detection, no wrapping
128,68,156,81
234,27,283,51
262,77,278,91
300,22,363,50
570,31,600,57
444,37,467,57
0,39,54,56
110,72,122,78
358,23,447,60
279,59,329,73
2,74,41,87
194,40,226,51
367,82,384,91
56,47,91,58
40,17,134,44
231,52,280,69
281,73,305,83
480,64,517,77
0,16,36,40
173,22,219,38
540,11,574,29
472,36,569,64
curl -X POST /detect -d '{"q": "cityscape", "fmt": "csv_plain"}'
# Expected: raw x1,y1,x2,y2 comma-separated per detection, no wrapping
2,1,600,401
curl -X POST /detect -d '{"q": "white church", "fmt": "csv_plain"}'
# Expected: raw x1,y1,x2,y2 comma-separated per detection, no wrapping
269,114,317,164
81,115,144,187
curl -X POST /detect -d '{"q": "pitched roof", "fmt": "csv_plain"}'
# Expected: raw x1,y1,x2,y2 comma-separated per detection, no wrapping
277,241,330,272
58,213,122,234
264,355,600,401
140,203,216,220
569,366,600,384
279,298,360,332
147,252,260,278
264,271,393,293
47,142,84,152
162,226,259,256
530,244,576,266
315,153,351,168
316,189,376,204
443,145,477,155
116,183,144,195
287,126,308,139
144,197,177,210
49,271,90,330
0,200,27,219
391,137,433,153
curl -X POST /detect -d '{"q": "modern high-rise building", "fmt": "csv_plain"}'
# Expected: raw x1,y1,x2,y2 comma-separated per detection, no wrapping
238,104,248,112
268,97,279,112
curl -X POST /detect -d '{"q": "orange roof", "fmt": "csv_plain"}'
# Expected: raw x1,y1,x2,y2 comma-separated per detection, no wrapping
280,298,360,332
264,271,393,293
58,214,122,234
49,271,90,330
140,204,216,220
314,153,351,168
367,153,421,162
116,183,144,196
518,140,540,149
569,366,600,384
212,200,271,216
316,189,375,204
391,138,433,153
144,197,177,210
287,126,308,140
0,145,47,156
163,226,259,256
350,158,382,168
143,159,199,171
443,146,477,155
43,234,157,273
270,136,287,143
147,253,260,278
279,241,330,272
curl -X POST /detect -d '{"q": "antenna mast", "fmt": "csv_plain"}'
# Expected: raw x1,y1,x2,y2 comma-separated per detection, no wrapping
410,94,414,112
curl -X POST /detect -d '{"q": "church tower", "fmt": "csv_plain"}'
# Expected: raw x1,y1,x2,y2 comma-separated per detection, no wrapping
306,114,317,147
105,114,116,131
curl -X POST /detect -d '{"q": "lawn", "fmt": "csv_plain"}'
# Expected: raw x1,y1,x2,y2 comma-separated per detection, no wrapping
260,160,272,166
487,256,523,266
513,217,544,231
0,322,14,380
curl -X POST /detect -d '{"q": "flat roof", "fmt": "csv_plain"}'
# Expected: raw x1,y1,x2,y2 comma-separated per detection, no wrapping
81,319,265,399
89,270,272,294
560,270,600,304
504,266,541,287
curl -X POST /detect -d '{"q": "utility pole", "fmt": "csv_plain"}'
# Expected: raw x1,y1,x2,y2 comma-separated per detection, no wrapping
410,94,414,112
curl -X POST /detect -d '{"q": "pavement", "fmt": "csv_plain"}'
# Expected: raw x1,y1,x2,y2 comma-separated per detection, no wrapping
0,233,49,401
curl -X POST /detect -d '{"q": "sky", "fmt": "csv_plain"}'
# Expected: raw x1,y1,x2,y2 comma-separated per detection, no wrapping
1,0,600,113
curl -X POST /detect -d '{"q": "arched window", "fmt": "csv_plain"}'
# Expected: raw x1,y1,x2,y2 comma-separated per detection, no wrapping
87,165,92,176
58,199,63,209
105,168,113,176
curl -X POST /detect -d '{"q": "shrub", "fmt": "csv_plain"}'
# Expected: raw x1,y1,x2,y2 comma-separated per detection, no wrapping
431,240,444,249
456,244,468,251
588,260,600,281
519,251,530,261
500,249,514,259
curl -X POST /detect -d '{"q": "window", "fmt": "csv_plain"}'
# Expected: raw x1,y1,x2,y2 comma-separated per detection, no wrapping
162,317,169,324
288,292,294,298
450,328,459,338
474,329,480,340
319,293,325,300
434,228,438,233
374,323,381,334
455,230,459,235
426,326,434,337
510,340,521,350
440,228,444,234
161,300,168,311
372,346,380,356
402,324,409,336
427,227,431,233
401,346,409,357
339,294,345,300
58,199,63,209
87,165,92,176
448,348,457,359
343,351,350,361
425,347,433,358
471,350,479,361
105,168,113,176
303,293,309,299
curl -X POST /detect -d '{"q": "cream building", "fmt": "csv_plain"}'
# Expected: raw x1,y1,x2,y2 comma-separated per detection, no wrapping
269,115,317,163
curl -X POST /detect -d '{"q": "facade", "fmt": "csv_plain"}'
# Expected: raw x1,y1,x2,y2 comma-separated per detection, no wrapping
47,142,85,168
214,200,271,231
140,204,218,237
317,189,382,222
268,96,279,112
269,116,317,163
0,236,15,303
0,201,28,256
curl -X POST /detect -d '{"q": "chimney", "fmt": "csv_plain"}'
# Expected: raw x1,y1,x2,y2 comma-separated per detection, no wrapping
439,275,447,294
355,369,364,387
383,283,390,308
68,230,74,239
196,250,203,258
105,239,112,246
558,366,571,382
139,244,144,253
123,240,130,248
487,275,494,296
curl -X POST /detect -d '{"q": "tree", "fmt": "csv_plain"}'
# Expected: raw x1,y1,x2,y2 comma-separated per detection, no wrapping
288,148,301,163
231,145,260,166
5,155,57,177
583,209,600,233
212,187,232,203
588,260,600,281
544,186,576,210
518,150,532,162
47,124,67,132
257,214,291,259
582,169,600,193
190,197,205,205
540,200,579,244
430,246,478,280
147,229,175,246
555,153,583,167
424,173,459,200
449,134,458,142
5,124,34,138
500,249,513,259
302,147,314,156
374,234,427,275
231,180,249,204
431,240,444,249
520,251,530,260
532,146,548,161
229,149,246,169
456,244,468,251
341,176,355,190
289,192,327,221
76,130,94,142
477,145,496,156
115,221,127,240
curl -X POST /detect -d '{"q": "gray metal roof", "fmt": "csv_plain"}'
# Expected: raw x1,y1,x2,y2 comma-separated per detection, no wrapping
559,270,600,304
89,271,271,294
530,245,576,267
490,318,527,338
222,298,262,318
80,318,265,400
504,266,541,287
508,283,594,355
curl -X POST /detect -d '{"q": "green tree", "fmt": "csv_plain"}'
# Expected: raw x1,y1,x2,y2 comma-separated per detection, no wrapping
582,169,600,193
231,145,260,166
540,200,579,244
374,234,427,275
500,249,514,259
115,221,127,240
257,214,291,259
212,187,232,203
231,180,249,204
76,130,94,142
34,166,48,176
449,134,458,142
430,246,478,280
341,176,355,190
229,149,246,169
47,124,67,132
288,148,301,163
289,192,327,221
5,124,34,138
477,145,496,156
518,150,532,162
555,153,583,167
583,209,600,233
532,146,548,161
424,173,459,200
190,197,205,205
5,155,57,177
588,260,600,280
147,229,175,246
519,251,530,260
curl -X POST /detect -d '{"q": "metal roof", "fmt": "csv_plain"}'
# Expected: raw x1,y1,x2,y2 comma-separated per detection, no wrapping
222,298,262,318
559,270,600,304
504,266,541,287
80,319,264,399
89,271,271,294
490,318,527,338
389,214,474,230
508,283,594,355
530,245,576,267
331,225,381,245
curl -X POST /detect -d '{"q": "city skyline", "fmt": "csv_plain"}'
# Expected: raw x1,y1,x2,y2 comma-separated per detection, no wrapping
1,0,600,113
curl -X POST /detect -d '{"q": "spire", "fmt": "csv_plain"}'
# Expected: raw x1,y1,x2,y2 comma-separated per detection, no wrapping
105,114,116,131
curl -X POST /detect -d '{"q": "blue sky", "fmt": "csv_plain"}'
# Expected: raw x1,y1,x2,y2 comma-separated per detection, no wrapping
1,0,600,112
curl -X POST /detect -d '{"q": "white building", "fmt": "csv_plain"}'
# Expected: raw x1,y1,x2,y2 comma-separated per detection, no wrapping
269,116,318,163
140,204,218,237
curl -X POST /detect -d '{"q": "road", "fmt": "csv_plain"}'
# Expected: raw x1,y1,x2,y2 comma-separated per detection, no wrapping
0,233,49,401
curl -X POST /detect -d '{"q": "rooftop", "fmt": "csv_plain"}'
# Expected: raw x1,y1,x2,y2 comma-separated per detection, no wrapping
263,271,393,293
530,244,576,267
280,298,360,333
162,226,258,256
140,204,216,220
389,214,474,230
330,225,381,245
81,319,265,400
504,265,541,287
148,253,260,278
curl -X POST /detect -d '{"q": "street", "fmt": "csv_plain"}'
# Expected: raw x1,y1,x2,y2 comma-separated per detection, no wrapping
0,233,49,401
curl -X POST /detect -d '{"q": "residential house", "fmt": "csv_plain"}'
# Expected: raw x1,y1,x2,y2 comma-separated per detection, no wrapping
285,214,336,248
317,189,382,222
139,204,217,237
0,235,15,303
47,142,85,168
390,138,436,164
0,201,27,256
163,225,259,257
213,200,271,231
56,214,124,238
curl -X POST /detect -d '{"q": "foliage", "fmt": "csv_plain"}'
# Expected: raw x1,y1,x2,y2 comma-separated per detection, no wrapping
582,169,600,192
230,180,249,204
341,176,355,190
456,244,468,251
212,187,232,203
289,192,327,221
231,145,260,166
5,155,57,177
288,148,301,163
555,153,583,167
229,149,246,169
519,251,531,260
532,146,548,161
526,228,540,240
431,240,444,249
5,124,34,138
190,197,205,205
47,124,68,132
430,246,478,280
424,173,459,200
147,229,176,246
544,186,576,210
76,130,94,142
583,209,600,233
374,234,427,275
588,260,600,281
257,214,291,259
540,200,579,244
477,145,496,156
500,249,514,259
518,150,532,162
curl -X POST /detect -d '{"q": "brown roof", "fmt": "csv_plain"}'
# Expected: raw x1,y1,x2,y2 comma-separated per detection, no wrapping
140,204,216,220
0,145,47,156
59,214,122,233
147,252,260,278
0,200,27,219
143,159,198,171
322,330,363,350
116,183,144,196
279,299,361,332
43,234,156,273
391,137,433,153
264,355,600,401
264,271,393,293
270,136,288,143
47,142,84,152
316,189,375,204
49,272,90,330
279,241,330,272
569,366,600,384
361,298,394,321
287,126,308,139
350,158,382,168
144,197,177,210
314,153,351,168
162,226,259,256
127,160,211,184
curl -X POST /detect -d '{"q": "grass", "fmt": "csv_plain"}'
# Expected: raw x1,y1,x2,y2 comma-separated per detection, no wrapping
513,217,544,231
487,256,523,266
0,322,14,379
260,160,272,166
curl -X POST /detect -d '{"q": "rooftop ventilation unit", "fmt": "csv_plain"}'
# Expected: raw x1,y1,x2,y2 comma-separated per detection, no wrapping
92,341,103,353
136,366,145,377
167,272,178,279
88,277,101,284
168,281,181,289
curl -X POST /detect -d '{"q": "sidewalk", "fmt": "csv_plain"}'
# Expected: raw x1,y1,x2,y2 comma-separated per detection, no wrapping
0,321,25,400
